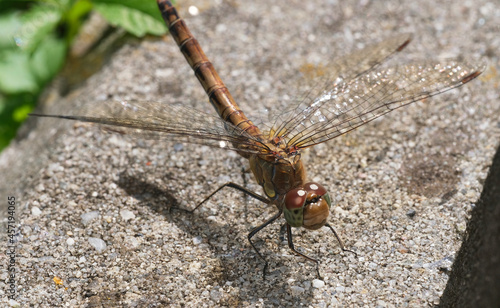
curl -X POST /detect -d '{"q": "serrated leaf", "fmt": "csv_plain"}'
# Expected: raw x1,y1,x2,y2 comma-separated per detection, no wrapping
93,2,167,37
30,34,67,85
0,50,39,94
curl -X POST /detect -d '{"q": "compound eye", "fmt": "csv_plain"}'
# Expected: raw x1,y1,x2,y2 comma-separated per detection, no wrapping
301,182,331,230
303,182,327,195
284,187,307,210
304,182,331,209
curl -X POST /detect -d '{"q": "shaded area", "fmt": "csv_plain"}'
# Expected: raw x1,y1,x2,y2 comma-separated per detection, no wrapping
440,144,500,307
399,152,459,199
116,170,180,216
113,171,320,306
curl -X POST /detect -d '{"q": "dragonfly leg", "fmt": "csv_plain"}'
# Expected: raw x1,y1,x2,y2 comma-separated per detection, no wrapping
247,208,283,279
324,223,357,257
286,224,322,279
173,182,269,213
279,223,287,242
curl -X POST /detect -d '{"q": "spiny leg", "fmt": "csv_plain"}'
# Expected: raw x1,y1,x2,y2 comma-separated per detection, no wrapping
171,182,269,213
324,223,357,256
286,224,322,279
247,208,283,279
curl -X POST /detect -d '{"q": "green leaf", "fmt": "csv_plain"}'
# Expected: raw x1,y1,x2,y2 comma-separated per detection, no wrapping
0,50,39,94
0,0,33,12
30,33,67,85
93,1,167,37
64,0,93,43
0,94,35,150
48,0,73,11
0,12,23,49
94,0,165,22
13,103,33,122
15,4,62,52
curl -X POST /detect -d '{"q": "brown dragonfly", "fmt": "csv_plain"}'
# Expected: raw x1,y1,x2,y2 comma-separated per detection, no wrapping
31,0,484,278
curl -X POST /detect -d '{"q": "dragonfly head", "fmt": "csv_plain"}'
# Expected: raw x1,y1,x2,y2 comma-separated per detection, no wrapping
283,182,331,230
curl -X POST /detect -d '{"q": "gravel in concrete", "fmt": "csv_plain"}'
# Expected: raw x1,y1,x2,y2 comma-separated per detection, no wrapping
1,0,499,306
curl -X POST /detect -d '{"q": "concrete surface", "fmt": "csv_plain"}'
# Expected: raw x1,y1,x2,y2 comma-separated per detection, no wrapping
1,0,499,306
439,140,500,307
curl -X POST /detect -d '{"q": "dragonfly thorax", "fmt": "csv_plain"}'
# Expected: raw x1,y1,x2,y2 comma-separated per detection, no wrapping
248,150,306,202
283,182,332,230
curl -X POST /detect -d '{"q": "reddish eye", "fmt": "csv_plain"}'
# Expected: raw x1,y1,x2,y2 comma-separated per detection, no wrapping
304,182,327,195
284,187,307,209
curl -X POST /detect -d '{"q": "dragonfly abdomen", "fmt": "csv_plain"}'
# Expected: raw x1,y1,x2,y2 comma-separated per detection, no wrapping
157,0,262,140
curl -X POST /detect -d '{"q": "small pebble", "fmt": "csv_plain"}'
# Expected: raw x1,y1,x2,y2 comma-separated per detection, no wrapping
124,236,140,249
88,237,106,253
31,207,42,216
120,209,136,221
210,289,222,302
35,184,45,192
81,211,99,225
312,279,325,288
406,209,417,218
193,236,203,245
290,286,305,295
173,143,183,151
66,238,75,246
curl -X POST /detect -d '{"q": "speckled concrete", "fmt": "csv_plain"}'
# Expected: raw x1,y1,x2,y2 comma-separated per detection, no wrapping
1,0,499,307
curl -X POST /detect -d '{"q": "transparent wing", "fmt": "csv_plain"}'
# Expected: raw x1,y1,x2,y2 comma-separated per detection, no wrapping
320,33,412,81
256,34,412,135
31,34,484,158
271,59,485,149
30,100,271,155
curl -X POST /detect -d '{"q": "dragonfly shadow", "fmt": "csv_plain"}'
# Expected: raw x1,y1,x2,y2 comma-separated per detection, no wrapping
115,171,319,302
116,171,179,217
115,172,291,279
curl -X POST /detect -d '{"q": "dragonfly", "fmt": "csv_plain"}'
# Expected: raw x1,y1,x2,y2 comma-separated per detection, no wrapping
31,0,484,278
